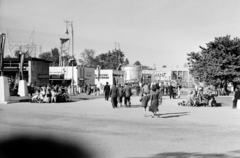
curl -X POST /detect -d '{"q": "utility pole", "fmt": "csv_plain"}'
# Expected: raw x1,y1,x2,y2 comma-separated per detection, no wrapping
64,20,74,95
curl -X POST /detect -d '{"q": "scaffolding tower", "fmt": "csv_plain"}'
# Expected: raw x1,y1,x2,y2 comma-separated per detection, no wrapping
5,30,42,57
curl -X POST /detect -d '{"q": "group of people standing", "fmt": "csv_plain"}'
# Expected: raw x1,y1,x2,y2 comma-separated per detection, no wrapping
141,82,182,99
104,82,133,108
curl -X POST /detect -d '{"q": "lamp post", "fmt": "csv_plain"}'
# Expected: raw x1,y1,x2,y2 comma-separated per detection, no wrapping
64,20,74,95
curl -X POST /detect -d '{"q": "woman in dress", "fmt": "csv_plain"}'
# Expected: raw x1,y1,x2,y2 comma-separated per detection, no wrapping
149,85,162,117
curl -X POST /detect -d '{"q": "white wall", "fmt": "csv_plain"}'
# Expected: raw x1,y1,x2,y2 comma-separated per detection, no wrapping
50,66,95,86
95,70,113,86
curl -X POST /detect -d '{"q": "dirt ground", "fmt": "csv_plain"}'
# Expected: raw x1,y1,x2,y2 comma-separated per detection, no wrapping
0,95,240,158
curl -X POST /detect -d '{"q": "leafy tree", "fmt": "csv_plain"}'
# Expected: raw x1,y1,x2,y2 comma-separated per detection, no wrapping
142,65,152,70
39,52,52,61
78,49,97,67
124,58,130,65
95,49,125,69
51,48,60,66
14,50,31,58
133,61,141,66
38,48,60,66
187,35,240,90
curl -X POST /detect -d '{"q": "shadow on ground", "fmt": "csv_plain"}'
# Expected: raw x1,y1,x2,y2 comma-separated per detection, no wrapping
0,135,95,158
157,112,190,118
130,150,240,158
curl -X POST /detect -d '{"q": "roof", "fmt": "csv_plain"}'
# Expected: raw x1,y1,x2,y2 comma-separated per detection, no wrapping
4,57,52,63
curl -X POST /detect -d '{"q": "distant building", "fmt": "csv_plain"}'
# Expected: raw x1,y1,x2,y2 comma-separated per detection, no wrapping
49,66,95,86
2,57,51,86
123,65,142,83
142,67,194,88
95,69,124,86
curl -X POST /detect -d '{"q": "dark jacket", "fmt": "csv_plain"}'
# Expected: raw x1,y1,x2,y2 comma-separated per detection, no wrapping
234,90,240,102
124,85,132,97
110,86,119,98
104,85,110,93
168,85,174,93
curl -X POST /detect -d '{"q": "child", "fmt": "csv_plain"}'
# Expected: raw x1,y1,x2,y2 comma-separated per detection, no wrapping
31,89,40,102
140,92,150,117
51,89,57,103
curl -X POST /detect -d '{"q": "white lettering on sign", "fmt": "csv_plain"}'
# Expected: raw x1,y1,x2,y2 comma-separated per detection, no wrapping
95,74,109,77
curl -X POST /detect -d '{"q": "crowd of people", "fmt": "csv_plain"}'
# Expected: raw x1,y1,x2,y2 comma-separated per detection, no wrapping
103,82,133,108
30,84,70,103
178,87,217,107
104,82,167,118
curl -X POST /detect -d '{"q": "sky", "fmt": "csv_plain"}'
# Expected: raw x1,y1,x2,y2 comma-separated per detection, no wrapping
1,0,240,69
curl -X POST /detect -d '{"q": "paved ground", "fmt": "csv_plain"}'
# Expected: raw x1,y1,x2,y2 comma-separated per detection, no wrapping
0,95,240,158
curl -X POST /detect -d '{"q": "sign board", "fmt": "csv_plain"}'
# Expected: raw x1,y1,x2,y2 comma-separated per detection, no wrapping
38,74,50,79
49,74,64,79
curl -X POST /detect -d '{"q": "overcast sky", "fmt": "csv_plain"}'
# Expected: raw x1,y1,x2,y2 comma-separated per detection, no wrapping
1,0,240,68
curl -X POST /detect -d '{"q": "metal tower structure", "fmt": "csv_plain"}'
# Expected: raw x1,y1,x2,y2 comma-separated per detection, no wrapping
5,30,42,57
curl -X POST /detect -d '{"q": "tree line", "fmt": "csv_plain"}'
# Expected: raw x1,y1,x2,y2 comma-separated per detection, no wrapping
6,47,153,69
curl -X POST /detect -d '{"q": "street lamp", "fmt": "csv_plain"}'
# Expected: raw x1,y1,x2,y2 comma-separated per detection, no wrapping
64,20,74,95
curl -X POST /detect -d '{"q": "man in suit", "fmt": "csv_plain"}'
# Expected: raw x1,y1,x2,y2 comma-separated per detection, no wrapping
110,83,119,108
233,84,240,109
168,83,174,99
104,82,110,101
124,83,132,107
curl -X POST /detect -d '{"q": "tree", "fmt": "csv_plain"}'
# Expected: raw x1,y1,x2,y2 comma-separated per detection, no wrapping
39,52,52,61
78,49,97,67
124,58,129,65
95,49,125,69
142,65,152,70
14,50,31,58
133,61,141,66
38,48,59,66
187,35,240,89
51,48,60,66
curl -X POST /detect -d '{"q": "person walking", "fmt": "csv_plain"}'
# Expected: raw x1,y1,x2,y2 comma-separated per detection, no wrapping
118,84,124,106
136,84,141,96
143,83,150,95
140,92,150,117
232,85,240,109
124,83,132,107
149,85,162,117
177,84,182,98
168,83,174,99
104,82,110,101
160,83,165,95
110,83,119,108
165,83,169,95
